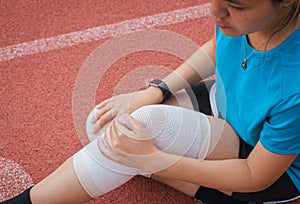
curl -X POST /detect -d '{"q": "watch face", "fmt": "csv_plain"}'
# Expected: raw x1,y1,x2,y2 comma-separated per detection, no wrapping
150,79,162,85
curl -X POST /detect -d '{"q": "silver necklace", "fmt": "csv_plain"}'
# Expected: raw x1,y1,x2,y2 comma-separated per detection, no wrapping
241,39,267,70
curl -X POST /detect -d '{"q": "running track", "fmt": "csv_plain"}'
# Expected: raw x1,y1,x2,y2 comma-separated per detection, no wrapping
1,1,298,203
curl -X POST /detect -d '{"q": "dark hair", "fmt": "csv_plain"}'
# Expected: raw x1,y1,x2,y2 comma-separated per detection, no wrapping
259,0,299,65
262,0,300,50
271,0,300,32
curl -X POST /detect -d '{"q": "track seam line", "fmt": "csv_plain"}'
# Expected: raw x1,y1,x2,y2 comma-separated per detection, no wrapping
0,3,210,62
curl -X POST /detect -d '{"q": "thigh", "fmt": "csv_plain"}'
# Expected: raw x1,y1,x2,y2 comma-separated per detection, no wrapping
150,174,201,197
205,116,240,160
168,81,240,160
151,115,240,197
151,88,201,197
151,85,240,197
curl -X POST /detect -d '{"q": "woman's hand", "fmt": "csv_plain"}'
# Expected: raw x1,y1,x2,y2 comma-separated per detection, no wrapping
98,114,179,174
91,87,163,133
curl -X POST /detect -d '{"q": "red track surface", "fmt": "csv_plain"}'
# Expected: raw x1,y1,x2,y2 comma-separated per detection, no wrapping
1,1,298,204
0,1,212,203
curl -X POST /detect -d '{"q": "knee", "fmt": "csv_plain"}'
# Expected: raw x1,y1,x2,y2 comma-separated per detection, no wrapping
131,105,167,123
130,105,168,138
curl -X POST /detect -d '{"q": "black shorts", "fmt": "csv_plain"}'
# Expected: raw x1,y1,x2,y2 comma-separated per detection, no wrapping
188,81,299,204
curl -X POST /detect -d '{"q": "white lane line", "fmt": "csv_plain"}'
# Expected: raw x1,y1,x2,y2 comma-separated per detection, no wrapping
0,157,34,201
0,3,210,62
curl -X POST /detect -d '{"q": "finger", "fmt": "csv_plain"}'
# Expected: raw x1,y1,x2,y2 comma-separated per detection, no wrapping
99,134,109,149
104,121,122,152
91,102,112,124
98,134,115,161
95,99,111,110
93,109,114,133
110,120,123,149
117,114,134,130
104,124,114,148
100,123,117,154
110,121,139,155
118,115,150,140
115,118,137,140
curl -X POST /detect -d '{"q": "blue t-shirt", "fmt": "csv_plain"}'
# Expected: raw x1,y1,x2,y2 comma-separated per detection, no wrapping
215,27,300,191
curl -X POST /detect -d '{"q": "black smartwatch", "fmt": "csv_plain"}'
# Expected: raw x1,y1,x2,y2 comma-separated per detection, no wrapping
148,79,172,103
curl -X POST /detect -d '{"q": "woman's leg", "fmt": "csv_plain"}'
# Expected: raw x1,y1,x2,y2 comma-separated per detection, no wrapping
30,157,92,204
70,87,228,201
3,81,236,204
2,157,92,204
150,114,240,198
72,104,216,198
3,91,215,203
150,81,240,200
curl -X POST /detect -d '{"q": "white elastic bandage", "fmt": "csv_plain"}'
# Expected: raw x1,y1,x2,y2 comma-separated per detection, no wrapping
73,140,138,198
130,105,211,159
73,104,211,198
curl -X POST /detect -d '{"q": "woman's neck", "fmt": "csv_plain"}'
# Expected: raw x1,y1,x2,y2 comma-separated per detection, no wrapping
248,10,299,51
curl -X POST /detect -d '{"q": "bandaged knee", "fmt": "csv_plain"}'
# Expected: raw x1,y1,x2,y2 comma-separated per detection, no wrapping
73,105,213,198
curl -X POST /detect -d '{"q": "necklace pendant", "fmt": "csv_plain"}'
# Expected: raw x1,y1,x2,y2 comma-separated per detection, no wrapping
241,59,247,70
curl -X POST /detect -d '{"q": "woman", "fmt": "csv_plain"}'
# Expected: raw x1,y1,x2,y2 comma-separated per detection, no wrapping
3,0,300,203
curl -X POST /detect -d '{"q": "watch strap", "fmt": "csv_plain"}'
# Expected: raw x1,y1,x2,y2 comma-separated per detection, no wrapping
148,79,172,103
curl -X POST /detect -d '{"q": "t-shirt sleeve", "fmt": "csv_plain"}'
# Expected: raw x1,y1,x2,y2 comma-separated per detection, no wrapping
260,94,300,154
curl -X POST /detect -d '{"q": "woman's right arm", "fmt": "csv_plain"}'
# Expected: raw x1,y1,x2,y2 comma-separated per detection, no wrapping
162,37,216,94
93,37,216,131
